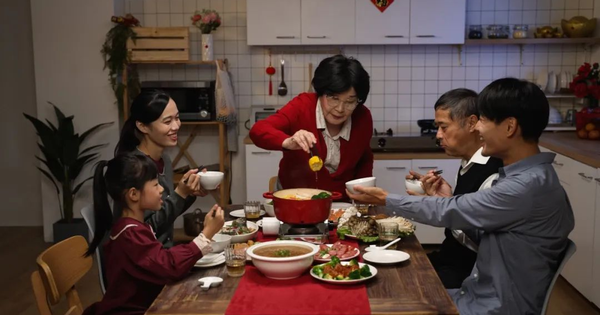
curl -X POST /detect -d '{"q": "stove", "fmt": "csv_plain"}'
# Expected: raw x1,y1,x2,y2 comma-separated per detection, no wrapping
279,222,329,244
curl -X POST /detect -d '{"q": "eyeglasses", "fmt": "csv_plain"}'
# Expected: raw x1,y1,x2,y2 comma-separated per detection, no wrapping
325,95,361,111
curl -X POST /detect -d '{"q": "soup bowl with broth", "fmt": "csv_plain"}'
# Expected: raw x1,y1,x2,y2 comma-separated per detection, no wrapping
246,240,319,280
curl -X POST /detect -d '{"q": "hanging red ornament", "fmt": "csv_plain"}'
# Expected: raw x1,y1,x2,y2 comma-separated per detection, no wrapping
371,0,394,13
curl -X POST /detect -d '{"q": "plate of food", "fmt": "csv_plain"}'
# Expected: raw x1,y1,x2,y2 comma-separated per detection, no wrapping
314,242,360,262
328,202,353,225
337,215,380,243
219,219,259,243
311,257,377,284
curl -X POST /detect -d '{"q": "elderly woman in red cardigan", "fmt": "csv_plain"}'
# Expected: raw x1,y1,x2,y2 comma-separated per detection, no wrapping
250,55,373,199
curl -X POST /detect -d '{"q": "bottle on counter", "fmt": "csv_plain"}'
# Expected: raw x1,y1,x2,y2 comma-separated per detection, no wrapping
487,24,509,39
513,25,529,39
468,25,483,39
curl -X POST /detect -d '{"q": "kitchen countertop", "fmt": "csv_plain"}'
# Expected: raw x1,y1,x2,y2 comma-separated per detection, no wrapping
539,132,600,168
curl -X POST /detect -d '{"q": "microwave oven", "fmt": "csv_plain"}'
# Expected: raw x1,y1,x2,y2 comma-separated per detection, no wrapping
140,81,216,121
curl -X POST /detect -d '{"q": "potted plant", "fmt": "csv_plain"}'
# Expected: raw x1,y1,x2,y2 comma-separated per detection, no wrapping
102,14,141,122
569,62,600,140
191,9,221,61
24,103,113,243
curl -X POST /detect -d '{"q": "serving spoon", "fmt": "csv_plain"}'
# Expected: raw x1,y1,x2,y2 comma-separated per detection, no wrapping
364,237,402,252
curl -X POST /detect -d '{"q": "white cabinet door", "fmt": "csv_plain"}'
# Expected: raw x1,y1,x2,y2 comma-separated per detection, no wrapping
245,145,283,201
247,0,302,45
560,158,596,300
355,0,409,44
592,168,600,307
409,0,466,44
411,159,461,189
301,0,355,44
373,160,412,193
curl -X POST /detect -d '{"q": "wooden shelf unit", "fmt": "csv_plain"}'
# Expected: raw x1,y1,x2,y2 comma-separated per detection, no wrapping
464,38,600,46
121,60,231,206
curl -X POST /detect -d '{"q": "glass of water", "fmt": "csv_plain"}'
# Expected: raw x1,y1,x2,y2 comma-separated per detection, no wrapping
378,222,399,249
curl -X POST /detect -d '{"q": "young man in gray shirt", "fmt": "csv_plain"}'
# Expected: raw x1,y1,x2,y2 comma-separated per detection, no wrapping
348,78,574,315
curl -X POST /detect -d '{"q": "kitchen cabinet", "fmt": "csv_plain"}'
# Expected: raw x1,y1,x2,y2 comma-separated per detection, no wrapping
374,158,460,244
246,0,302,45
301,0,355,45
592,168,600,307
245,145,283,201
409,0,466,44
355,0,410,44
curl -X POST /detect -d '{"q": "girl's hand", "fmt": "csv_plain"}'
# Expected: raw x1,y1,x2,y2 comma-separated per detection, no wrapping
282,129,317,154
193,168,209,197
202,204,225,239
175,169,199,198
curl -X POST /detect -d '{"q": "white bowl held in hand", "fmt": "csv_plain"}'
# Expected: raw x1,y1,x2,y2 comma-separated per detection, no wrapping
198,171,224,190
210,234,232,253
263,199,275,217
345,177,376,194
405,179,425,194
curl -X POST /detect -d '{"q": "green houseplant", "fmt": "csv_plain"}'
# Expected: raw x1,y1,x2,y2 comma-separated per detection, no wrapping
24,103,112,242
102,14,141,121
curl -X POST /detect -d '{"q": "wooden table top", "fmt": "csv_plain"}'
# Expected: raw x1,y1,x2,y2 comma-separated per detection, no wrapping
147,206,458,315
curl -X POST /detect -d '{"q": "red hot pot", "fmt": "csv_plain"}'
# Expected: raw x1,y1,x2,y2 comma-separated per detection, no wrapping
263,188,342,225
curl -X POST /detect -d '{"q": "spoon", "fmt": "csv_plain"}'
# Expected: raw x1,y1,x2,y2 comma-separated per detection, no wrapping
278,59,288,96
365,237,402,252
198,276,223,290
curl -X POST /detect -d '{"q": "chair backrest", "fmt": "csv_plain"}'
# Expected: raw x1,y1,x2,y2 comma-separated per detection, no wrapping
541,239,577,315
80,204,107,294
34,235,92,314
268,176,278,192
32,270,83,315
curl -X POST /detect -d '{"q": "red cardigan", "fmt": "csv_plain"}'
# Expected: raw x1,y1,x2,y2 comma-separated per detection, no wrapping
250,93,373,199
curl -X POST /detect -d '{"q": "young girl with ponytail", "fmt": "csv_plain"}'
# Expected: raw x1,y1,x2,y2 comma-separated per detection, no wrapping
116,90,212,247
83,153,224,315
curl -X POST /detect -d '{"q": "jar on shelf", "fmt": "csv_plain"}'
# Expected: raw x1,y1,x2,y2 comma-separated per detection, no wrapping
468,25,483,39
513,24,529,39
487,24,509,39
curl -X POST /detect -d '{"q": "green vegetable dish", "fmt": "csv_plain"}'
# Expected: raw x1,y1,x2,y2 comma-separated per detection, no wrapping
311,192,331,200
311,257,372,280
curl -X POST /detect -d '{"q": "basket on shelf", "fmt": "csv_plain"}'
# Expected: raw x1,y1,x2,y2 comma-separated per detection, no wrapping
127,27,190,62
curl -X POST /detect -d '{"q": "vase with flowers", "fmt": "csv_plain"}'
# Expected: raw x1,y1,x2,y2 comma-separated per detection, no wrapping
569,62,600,140
191,9,221,61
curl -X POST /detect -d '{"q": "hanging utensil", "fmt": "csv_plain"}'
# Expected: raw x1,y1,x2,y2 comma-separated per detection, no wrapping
278,59,288,96
307,62,314,92
266,53,276,96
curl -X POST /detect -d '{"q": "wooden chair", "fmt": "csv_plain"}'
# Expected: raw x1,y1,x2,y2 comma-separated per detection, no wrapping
268,176,278,192
31,235,92,315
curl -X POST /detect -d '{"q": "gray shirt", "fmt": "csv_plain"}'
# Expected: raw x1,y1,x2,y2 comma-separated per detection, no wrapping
386,152,574,315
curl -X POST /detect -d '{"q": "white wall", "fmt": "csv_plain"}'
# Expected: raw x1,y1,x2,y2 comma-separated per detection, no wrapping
0,0,42,226
30,0,119,241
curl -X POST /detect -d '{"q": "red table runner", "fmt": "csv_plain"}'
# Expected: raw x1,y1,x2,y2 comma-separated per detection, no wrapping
224,230,371,315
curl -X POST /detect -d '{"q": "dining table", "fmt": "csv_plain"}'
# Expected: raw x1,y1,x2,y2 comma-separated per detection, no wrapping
146,205,459,315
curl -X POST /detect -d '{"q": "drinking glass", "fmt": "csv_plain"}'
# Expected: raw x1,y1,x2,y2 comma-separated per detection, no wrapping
244,201,261,220
224,244,246,277
378,222,400,249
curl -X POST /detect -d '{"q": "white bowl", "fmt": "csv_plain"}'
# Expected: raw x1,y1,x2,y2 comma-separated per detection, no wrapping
246,240,319,280
198,171,224,190
345,177,376,194
210,234,231,253
404,179,425,194
220,220,259,243
263,199,275,217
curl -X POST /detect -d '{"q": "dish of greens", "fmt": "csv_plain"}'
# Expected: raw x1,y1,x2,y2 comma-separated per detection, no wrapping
311,257,377,284
311,192,331,200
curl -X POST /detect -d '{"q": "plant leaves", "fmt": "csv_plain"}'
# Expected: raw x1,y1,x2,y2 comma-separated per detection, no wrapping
79,144,107,156
35,153,64,182
72,176,93,195
79,122,113,145
70,153,99,179
23,113,59,157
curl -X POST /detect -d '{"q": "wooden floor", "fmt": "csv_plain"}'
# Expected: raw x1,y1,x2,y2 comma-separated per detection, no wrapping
3,227,599,315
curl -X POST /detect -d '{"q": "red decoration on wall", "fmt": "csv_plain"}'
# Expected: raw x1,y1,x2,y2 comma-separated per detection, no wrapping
371,0,394,13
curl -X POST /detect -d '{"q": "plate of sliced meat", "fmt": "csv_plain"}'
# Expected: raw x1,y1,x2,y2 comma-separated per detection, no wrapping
314,242,360,262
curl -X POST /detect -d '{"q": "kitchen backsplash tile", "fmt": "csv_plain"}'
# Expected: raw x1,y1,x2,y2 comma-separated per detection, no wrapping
126,0,594,135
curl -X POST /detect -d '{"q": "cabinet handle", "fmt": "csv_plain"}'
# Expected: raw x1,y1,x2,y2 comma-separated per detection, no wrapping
578,172,593,180
251,152,271,155
418,166,438,169
416,35,436,38
552,161,564,166
385,35,405,38
306,36,327,39
595,178,600,183
276,36,296,39
386,167,407,170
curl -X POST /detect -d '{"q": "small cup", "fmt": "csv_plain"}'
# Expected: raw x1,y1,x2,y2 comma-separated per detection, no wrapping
355,203,370,215
262,218,281,235
224,244,246,277
244,201,261,220
378,222,400,248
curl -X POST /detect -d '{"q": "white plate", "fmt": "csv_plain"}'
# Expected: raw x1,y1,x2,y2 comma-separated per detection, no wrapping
230,209,266,218
194,255,226,268
537,70,548,91
362,250,410,264
343,234,378,242
256,219,263,227
314,244,360,262
219,220,259,243
331,202,353,209
311,262,377,284
547,72,557,94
